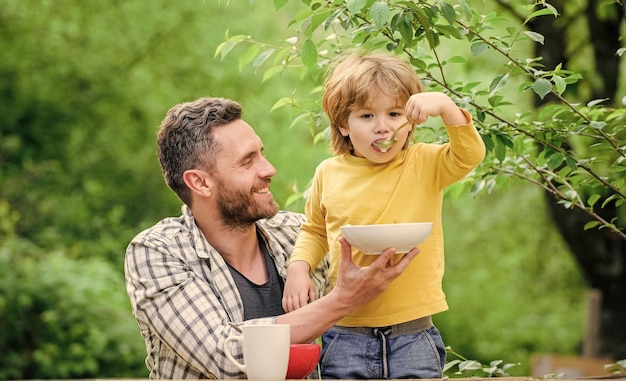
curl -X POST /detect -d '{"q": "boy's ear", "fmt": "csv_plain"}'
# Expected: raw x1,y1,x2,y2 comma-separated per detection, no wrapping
339,124,350,137
183,169,213,198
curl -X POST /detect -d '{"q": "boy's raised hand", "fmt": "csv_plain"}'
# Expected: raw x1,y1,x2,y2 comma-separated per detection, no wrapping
406,92,468,126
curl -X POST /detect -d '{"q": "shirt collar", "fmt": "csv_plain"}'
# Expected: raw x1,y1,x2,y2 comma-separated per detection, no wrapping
180,204,289,279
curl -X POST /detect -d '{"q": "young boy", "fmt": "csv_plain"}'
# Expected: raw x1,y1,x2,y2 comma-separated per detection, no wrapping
283,51,486,379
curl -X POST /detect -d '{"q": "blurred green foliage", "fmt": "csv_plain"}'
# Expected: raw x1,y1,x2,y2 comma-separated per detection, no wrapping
0,202,146,379
0,0,589,378
441,185,586,375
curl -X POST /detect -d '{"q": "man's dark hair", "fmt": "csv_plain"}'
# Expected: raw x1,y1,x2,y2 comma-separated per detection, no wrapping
157,97,242,205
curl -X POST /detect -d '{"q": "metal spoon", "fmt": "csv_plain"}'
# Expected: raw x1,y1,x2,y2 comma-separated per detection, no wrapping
228,322,242,333
372,121,412,151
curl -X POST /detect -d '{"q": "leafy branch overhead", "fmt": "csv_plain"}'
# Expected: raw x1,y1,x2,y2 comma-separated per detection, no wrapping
216,0,626,239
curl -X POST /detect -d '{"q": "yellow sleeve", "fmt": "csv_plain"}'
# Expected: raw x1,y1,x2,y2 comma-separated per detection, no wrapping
428,108,486,189
288,164,330,271
445,108,486,169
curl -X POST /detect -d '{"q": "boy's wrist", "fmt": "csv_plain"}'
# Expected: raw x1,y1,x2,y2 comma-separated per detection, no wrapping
443,107,470,126
287,260,311,275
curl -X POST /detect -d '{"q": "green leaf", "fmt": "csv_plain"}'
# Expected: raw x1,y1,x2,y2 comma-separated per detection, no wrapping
370,1,390,27
489,73,509,97
512,135,528,155
503,363,520,371
413,6,432,29
238,44,261,71
443,359,462,373
448,55,466,64
547,152,564,170
528,8,558,20
346,0,367,14
532,78,552,99
587,98,609,107
470,41,488,56
477,109,486,122
301,39,318,69
314,128,328,145
494,136,507,162
261,65,283,82
274,0,288,10
564,72,583,84
398,14,415,43
459,360,482,371
309,8,332,35
564,189,578,202
481,134,494,152
552,75,566,94
440,2,456,24
601,194,619,208
288,112,311,129
543,3,560,16
457,0,472,20
408,57,427,71
484,366,498,374
214,35,248,60
434,24,462,39
488,94,503,107
524,31,544,45
273,47,291,66
590,121,607,130
587,194,601,207
252,48,275,69
425,29,439,49
324,8,344,31
462,81,481,91
584,220,601,230
606,108,626,121
471,179,486,195
270,97,293,112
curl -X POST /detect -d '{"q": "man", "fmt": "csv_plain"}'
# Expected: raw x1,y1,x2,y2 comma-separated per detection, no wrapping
124,96,419,379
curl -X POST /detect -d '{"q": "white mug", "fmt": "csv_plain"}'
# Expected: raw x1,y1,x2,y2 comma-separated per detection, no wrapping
224,324,291,379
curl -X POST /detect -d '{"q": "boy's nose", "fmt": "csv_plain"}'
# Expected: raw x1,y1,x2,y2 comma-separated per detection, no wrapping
374,120,393,133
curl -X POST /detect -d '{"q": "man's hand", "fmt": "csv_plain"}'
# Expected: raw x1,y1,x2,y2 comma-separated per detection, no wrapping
332,237,419,309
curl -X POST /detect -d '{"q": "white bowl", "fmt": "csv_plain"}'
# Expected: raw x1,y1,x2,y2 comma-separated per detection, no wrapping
340,222,433,254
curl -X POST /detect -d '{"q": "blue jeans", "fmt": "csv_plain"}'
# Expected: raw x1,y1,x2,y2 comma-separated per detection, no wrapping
319,324,446,379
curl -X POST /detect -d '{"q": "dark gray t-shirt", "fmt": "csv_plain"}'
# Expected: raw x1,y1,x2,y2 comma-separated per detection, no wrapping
226,241,285,320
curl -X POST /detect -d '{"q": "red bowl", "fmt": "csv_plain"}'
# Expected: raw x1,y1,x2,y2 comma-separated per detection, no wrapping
286,343,321,379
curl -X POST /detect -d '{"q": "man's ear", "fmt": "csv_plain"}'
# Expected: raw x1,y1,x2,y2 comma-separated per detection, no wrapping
183,169,213,198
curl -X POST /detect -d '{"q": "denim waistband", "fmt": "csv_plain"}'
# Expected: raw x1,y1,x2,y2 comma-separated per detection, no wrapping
332,316,433,339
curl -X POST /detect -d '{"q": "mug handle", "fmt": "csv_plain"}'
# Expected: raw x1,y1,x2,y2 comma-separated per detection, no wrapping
224,336,246,373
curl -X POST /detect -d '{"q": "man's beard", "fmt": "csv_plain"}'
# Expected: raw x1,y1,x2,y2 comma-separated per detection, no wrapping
215,177,279,229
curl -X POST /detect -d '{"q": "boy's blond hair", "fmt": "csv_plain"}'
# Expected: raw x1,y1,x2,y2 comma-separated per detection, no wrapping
322,51,426,155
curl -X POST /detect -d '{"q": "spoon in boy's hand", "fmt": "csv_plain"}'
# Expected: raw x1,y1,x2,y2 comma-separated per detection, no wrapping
372,121,412,152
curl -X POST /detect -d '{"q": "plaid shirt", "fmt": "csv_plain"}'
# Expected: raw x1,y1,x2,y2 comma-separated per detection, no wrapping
125,205,328,379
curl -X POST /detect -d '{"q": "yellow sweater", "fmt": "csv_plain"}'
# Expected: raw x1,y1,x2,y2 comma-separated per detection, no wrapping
290,111,486,327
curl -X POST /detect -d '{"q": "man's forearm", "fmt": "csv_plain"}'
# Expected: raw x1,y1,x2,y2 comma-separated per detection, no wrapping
276,290,352,343
277,238,419,343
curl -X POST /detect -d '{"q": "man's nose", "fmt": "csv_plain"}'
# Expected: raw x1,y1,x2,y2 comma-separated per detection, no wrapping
259,156,277,178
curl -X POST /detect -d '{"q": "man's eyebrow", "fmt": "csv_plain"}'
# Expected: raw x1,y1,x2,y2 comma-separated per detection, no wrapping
237,146,264,165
